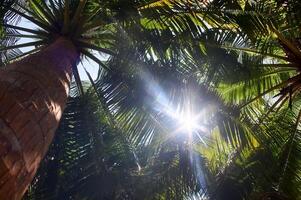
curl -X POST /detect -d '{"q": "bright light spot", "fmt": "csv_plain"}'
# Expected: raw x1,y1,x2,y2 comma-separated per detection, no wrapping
141,69,210,142
176,110,199,133
163,105,203,135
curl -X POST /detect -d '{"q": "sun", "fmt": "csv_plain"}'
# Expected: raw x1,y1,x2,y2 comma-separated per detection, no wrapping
177,111,199,133
166,106,201,134
158,100,209,144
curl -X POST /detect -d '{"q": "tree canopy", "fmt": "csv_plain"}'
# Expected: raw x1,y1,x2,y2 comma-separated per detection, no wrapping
0,0,300,199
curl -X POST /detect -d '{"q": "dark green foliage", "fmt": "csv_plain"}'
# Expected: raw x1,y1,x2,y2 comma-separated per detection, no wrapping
2,0,301,199
24,89,208,200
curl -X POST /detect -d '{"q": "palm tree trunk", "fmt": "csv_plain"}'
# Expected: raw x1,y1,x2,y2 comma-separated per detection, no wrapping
0,37,78,200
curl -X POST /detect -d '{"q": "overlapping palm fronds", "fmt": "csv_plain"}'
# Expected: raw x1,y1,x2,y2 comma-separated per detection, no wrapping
24,85,210,200
2,0,301,199
0,0,22,66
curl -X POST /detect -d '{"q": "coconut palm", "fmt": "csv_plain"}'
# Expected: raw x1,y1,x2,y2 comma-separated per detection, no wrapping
73,1,301,199
22,19,258,200
204,0,301,199
23,87,209,200
216,0,301,112
0,0,248,199
2,0,300,199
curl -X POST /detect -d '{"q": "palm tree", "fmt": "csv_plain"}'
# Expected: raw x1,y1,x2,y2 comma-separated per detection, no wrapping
0,0,149,198
202,0,301,199
73,0,301,198
1,0,243,199
21,10,257,200
23,87,208,200
3,0,300,199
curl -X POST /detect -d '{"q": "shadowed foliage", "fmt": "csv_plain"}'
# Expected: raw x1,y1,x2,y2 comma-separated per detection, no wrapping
0,0,300,200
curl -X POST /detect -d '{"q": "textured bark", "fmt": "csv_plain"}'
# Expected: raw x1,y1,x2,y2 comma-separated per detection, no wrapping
0,37,78,199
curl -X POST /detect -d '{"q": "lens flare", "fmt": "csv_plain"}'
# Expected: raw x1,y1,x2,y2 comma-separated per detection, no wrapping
176,110,199,133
